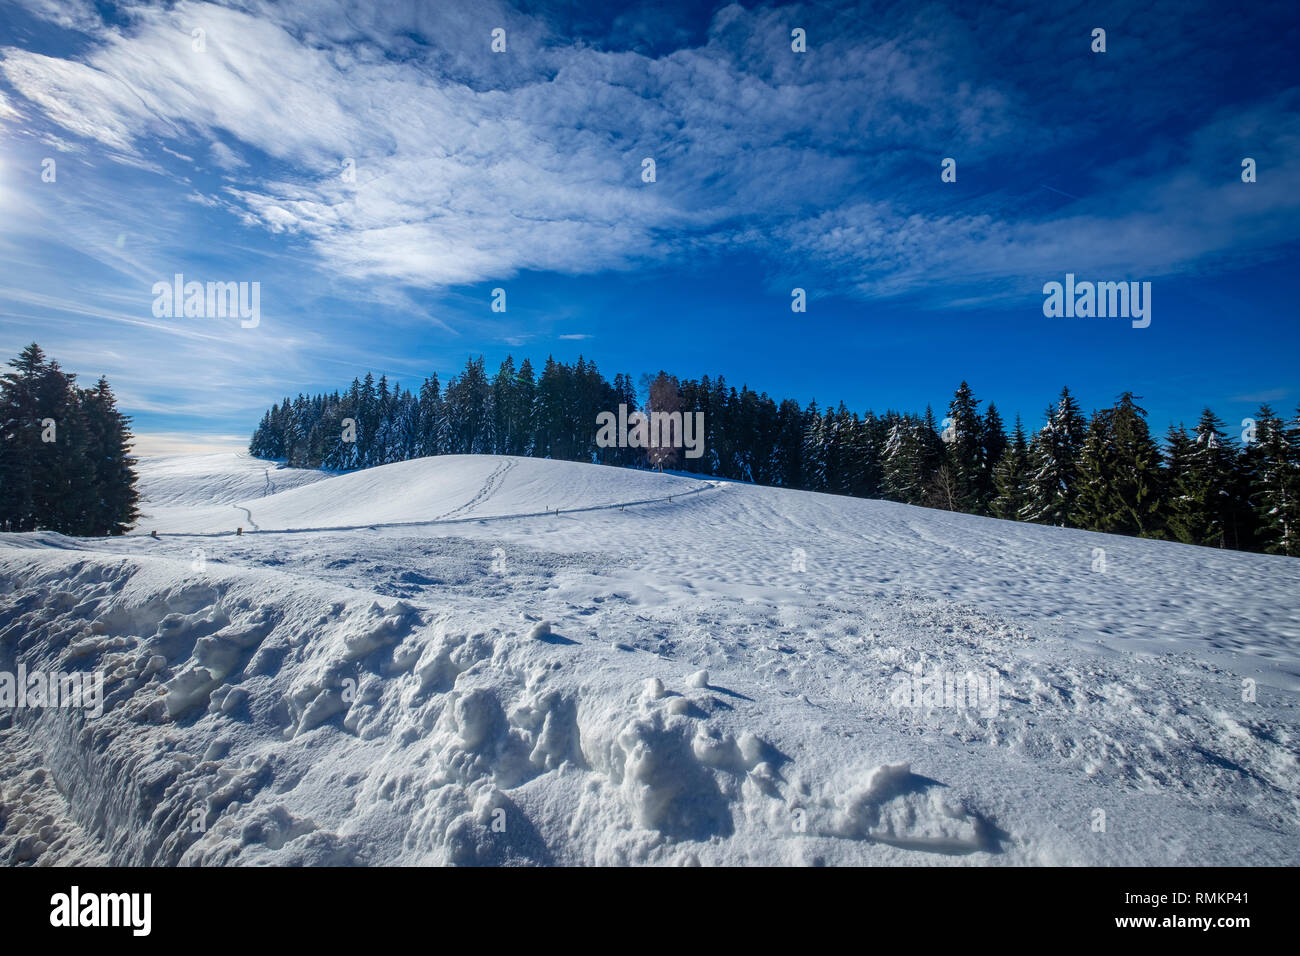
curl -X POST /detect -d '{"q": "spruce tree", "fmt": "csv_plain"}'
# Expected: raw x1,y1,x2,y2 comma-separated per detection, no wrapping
610,369,637,467
1021,387,1088,526
0,345,137,535
944,381,986,513
919,405,946,497
1075,393,1163,537
81,376,140,534
515,359,537,457
0,343,47,530
416,374,443,459
751,392,782,486
990,416,1030,521
801,401,827,492
29,358,83,532
773,398,806,489
491,357,517,456
980,403,1008,512
845,410,882,499
1167,409,1237,548
883,413,931,506
1245,405,1298,555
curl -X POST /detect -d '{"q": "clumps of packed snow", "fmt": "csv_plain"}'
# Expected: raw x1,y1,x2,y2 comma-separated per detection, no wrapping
1,452,1298,865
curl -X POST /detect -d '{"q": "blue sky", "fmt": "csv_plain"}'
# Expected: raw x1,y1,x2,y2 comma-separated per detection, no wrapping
0,0,1297,454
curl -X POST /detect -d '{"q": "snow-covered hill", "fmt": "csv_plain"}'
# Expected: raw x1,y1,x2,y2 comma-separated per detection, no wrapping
133,452,337,526
135,452,712,534
1,453,1297,865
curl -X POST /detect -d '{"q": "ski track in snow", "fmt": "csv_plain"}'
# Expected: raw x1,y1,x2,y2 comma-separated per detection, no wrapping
1,453,1297,866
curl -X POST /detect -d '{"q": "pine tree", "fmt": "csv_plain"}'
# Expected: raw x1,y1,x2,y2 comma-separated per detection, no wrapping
709,380,736,478
358,374,377,466
1021,387,1088,526
1074,407,1116,529
1167,409,1237,548
445,356,493,455
534,356,565,459
374,375,395,464
821,405,848,494
844,410,881,499
1162,423,1193,539
801,401,827,492
1244,405,1299,555
980,403,1008,513
81,376,140,534
416,374,443,459
338,381,362,468
990,416,1030,521
0,343,47,530
883,413,931,505
492,356,517,456
0,345,137,535
751,391,782,486
515,359,537,458
773,398,806,489
610,369,637,467
1074,393,1164,537
943,381,986,512
29,358,84,532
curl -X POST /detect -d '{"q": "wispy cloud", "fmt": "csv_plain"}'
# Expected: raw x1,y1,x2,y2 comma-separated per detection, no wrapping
5,0,1296,298
0,0,1016,289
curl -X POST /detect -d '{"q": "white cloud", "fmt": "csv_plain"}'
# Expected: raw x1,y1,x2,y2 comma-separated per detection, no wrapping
0,88,20,121
1,0,1296,305
12,0,102,32
0,0,1012,290
208,140,247,170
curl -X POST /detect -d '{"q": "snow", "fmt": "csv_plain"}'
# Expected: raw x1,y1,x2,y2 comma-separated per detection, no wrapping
135,452,710,534
2,452,1297,865
134,452,336,513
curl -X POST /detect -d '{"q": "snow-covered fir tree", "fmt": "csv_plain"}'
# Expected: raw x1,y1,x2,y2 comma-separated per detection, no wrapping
1074,392,1164,537
1021,387,1088,526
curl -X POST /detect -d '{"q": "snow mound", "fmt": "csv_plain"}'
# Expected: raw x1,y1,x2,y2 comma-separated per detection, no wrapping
137,455,711,535
135,452,334,510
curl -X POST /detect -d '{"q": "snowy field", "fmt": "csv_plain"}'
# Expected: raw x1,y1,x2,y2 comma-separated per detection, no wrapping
1,452,1297,865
